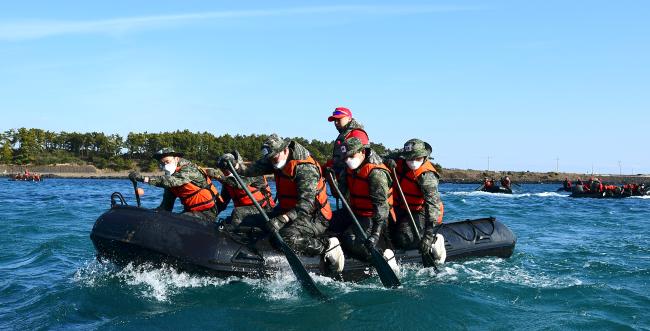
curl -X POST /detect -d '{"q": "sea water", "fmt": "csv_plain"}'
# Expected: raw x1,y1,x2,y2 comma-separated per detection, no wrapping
0,179,648,330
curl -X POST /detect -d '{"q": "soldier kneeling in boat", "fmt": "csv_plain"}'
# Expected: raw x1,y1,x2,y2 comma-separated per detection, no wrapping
218,134,345,274
129,148,222,221
211,151,276,230
385,139,446,264
328,137,400,274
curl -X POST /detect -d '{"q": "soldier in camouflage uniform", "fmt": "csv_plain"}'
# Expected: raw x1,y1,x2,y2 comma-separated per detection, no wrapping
218,134,345,273
210,151,275,230
325,107,369,175
129,148,221,221
330,137,399,272
386,139,446,263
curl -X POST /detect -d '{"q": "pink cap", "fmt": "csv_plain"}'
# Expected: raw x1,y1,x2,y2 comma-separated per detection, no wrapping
327,107,352,122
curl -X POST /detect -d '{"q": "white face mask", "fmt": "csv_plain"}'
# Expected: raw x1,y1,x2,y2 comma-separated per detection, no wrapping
407,160,423,171
273,158,287,169
345,156,363,170
164,162,177,175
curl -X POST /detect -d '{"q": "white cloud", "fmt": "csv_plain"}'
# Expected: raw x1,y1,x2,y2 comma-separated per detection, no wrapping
0,5,479,41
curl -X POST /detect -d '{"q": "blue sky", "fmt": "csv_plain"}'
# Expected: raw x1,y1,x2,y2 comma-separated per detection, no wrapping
1,1,648,174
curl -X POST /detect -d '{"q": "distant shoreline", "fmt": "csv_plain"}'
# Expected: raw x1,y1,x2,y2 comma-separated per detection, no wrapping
2,164,647,184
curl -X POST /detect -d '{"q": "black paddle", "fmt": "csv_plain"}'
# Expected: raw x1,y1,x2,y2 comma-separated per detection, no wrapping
131,179,141,207
327,171,401,288
390,167,438,270
225,160,326,300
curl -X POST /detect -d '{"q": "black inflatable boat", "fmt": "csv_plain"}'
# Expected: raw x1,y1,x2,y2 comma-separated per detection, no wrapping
569,190,647,198
478,185,513,194
90,195,517,281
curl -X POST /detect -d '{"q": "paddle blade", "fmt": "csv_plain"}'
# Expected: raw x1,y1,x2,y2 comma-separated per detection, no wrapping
369,247,401,288
273,232,327,300
421,251,438,270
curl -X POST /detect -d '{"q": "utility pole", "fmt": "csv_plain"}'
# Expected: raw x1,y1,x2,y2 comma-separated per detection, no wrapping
556,157,559,172
618,161,622,175
487,156,491,172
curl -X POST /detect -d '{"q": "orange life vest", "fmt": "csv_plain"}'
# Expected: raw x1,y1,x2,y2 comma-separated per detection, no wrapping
169,166,222,212
346,161,395,220
274,156,332,220
394,159,444,224
224,177,275,208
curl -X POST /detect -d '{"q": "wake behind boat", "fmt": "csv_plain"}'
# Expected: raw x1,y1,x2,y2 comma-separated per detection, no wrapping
90,193,517,281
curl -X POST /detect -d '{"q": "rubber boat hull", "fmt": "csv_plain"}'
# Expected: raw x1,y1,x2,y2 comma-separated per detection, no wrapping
569,190,647,198
90,206,517,281
8,176,42,181
479,186,513,194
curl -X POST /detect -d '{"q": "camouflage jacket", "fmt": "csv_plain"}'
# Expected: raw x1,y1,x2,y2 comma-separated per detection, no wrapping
338,148,393,224
414,170,443,226
147,158,214,211
388,157,443,225
219,174,272,209
239,141,322,222
332,119,367,167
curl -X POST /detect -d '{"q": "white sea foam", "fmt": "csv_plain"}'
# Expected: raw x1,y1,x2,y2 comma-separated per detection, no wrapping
74,255,583,302
74,260,237,301
425,258,583,289
73,259,380,302
533,192,568,198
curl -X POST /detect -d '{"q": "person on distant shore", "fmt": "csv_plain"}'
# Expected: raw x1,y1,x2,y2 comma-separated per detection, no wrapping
217,134,344,274
329,137,399,273
325,107,369,176
129,148,222,221
211,150,275,229
385,138,445,263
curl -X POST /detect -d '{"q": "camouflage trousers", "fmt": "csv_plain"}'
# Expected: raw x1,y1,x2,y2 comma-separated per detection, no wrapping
182,207,218,222
243,210,330,257
227,205,273,229
389,209,428,250
328,209,390,262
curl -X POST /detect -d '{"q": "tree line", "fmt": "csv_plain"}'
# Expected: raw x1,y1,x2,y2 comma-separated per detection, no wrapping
1,128,412,172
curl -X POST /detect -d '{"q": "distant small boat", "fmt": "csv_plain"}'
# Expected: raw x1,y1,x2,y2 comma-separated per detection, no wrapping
570,190,647,199
477,185,513,194
9,174,42,182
